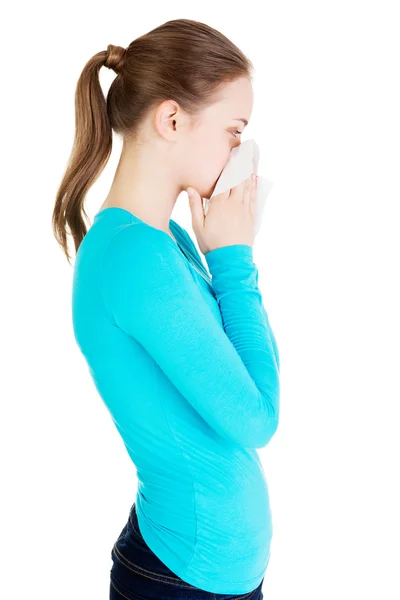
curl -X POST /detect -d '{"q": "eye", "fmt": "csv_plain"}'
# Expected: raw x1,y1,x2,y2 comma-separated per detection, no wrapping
231,130,243,138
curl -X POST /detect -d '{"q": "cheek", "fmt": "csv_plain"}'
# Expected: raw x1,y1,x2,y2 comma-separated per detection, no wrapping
182,132,234,197
209,142,232,181
209,131,232,164
215,142,234,177
193,132,225,171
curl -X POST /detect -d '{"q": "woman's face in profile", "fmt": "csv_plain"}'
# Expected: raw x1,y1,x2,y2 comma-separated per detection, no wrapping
179,76,254,199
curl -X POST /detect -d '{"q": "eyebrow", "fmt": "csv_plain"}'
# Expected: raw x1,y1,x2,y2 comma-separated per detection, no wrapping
233,118,248,127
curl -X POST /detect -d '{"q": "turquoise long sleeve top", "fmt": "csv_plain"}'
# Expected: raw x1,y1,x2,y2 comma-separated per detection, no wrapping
72,206,280,595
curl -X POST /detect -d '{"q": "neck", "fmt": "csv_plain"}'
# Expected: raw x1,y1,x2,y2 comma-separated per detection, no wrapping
102,141,184,235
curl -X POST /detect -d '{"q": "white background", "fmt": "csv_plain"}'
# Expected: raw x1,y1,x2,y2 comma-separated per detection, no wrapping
2,1,399,598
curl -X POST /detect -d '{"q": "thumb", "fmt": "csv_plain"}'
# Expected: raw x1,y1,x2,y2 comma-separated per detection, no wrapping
187,187,204,229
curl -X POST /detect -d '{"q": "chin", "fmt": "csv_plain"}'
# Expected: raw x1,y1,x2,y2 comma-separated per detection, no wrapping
203,186,215,201
204,174,223,200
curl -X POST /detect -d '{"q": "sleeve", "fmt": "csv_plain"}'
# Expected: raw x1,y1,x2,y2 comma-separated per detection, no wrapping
101,224,280,449
255,270,280,372
180,223,280,371
263,309,280,372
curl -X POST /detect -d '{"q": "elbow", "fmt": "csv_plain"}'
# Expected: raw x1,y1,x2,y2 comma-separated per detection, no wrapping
215,377,280,450
240,386,280,449
219,408,279,450
243,413,279,449
258,413,279,448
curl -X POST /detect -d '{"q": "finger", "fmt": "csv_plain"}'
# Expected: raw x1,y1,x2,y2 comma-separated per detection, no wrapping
231,176,248,202
250,174,257,206
241,175,252,204
243,174,255,205
210,188,230,210
241,175,250,205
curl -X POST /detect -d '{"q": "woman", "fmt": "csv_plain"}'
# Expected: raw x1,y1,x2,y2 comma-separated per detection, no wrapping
52,18,280,600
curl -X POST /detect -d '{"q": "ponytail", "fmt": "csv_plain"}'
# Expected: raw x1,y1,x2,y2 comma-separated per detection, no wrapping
52,46,126,264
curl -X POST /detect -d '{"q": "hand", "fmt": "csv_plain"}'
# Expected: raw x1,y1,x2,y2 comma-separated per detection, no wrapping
187,174,258,255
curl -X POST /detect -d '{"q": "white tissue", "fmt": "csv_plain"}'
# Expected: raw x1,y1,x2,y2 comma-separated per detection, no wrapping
203,139,274,236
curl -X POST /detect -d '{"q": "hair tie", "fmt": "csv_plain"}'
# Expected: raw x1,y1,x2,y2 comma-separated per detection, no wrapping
104,44,127,75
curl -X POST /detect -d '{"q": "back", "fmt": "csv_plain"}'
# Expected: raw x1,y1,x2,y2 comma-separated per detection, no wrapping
72,206,280,595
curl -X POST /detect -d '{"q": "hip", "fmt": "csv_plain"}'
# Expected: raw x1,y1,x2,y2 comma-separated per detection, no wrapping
110,502,264,599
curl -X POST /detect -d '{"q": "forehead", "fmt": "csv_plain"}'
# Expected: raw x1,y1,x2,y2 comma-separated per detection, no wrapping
206,77,254,121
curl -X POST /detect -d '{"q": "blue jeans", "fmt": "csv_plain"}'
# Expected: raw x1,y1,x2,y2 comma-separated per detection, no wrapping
110,502,264,599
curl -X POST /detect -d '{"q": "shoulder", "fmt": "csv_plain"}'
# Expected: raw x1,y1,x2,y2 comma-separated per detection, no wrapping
102,220,193,286
101,222,187,288
103,222,181,263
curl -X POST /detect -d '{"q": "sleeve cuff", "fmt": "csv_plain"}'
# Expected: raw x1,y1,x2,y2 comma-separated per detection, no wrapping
204,244,254,272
